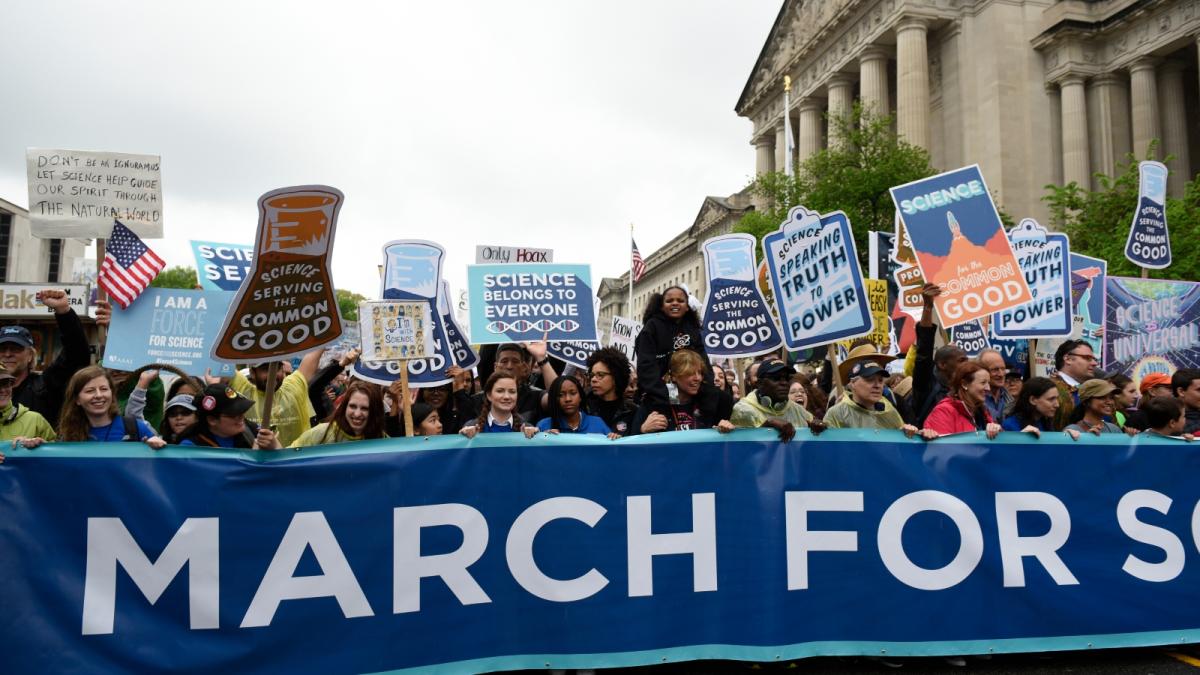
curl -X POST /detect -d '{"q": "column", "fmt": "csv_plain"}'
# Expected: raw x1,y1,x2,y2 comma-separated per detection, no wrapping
798,98,824,161
1060,75,1090,188
1046,84,1063,186
1158,60,1190,195
775,121,790,174
1087,74,1123,179
826,74,855,147
1129,57,1160,159
754,134,775,176
895,17,930,149
859,46,890,119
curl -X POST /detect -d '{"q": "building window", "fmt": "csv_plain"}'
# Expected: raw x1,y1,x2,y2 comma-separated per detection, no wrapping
48,238,62,283
0,214,10,282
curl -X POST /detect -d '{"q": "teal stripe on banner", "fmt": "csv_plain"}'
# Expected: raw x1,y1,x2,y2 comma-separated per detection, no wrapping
366,629,1200,675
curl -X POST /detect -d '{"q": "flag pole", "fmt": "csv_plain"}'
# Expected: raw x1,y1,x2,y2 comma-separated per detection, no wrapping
629,223,634,320
96,237,108,358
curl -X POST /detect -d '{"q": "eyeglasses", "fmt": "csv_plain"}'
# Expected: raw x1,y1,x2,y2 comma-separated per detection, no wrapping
1066,352,1098,362
986,366,1007,374
586,371,611,380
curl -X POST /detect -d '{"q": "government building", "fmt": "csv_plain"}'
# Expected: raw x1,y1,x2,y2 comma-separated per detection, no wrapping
597,0,1199,342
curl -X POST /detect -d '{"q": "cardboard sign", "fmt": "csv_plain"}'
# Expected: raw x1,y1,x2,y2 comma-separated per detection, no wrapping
890,166,1032,327
211,186,343,362
353,242,456,388
700,234,783,358
763,205,871,350
1033,252,1108,377
26,148,163,239
467,264,597,344
191,241,254,292
475,245,554,264
992,219,1072,338
1124,161,1171,269
609,316,641,363
104,288,235,377
359,300,433,362
1105,277,1200,388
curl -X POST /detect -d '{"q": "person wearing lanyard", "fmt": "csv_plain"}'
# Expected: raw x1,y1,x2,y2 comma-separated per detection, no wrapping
56,366,165,447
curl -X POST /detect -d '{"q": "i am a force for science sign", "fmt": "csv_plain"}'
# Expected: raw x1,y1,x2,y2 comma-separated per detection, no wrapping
5,431,1200,673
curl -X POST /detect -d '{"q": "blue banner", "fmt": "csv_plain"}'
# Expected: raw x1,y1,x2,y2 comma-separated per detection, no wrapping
102,288,236,377
763,205,870,350
992,219,1072,338
1124,161,1171,270
467,264,597,345
353,241,455,388
1105,277,1200,387
6,431,1200,674
701,234,782,358
190,240,254,292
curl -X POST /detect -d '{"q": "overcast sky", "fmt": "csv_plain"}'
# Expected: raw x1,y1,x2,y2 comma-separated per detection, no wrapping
1,0,780,298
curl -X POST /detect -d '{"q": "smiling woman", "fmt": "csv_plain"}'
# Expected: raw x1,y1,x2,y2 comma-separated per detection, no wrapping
57,366,165,448
290,381,387,447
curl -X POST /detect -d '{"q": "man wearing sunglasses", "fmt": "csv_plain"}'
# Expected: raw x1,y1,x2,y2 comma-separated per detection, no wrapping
1050,339,1099,430
730,359,818,441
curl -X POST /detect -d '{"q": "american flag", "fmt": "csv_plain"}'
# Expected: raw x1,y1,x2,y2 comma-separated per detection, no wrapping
99,220,165,309
631,238,646,283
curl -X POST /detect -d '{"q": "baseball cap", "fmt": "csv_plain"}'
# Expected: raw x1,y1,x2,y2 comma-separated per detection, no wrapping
0,326,33,349
0,363,15,383
194,384,254,417
1077,379,1117,403
1139,372,1172,395
757,359,792,379
164,394,198,414
848,361,889,380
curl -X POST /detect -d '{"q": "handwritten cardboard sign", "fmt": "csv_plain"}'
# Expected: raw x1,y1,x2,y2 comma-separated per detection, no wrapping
359,300,433,362
609,316,641,363
26,148,163,238
211,185,343,362
475,245,554,264
890,166,1032,328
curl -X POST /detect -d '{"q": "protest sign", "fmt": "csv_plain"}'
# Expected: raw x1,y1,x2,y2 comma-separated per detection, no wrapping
700,234,782,358
26,148,163,238
467,264,597,344
358,300,433,362
837,279,891,353
948,319,990,357
1033,252,1107,377
103,288,235,377
992,219,1071,338
191,240,254,292
547,340,599,369
475,245,554,264
890,165,1032,327
353,241,456,388
0,284,89,318
321,321,361,368
763,205,871,350
609,316,641,363
990,335,1030,377
9,431,1200,674
1105,277,1200,387
439,280,479,372
868,231,896,280
212,186,343,362
1124,161,1171,269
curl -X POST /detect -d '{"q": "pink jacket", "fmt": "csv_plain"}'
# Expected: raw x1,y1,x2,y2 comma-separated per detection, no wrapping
923,396,994,436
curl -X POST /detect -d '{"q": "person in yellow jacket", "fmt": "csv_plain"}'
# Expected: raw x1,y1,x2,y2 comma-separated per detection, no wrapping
730,359,820,441
228,350,321,447
290,381,387,448
0,364,56,462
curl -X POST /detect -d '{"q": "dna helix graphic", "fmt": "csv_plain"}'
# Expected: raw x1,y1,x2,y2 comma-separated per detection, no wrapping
487,319,581,334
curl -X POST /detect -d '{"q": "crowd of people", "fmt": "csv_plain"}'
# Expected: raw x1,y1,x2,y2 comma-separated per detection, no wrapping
0,281,1196,461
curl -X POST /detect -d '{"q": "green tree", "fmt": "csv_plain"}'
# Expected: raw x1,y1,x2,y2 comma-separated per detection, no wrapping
150,266,198,289
1043,144,1200,281
336,289,367,321
735,104,937,262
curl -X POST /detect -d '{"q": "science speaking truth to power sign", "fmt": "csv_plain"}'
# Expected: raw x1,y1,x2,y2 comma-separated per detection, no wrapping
5,431,1200,673
890,166,1032,328
467,263,597,344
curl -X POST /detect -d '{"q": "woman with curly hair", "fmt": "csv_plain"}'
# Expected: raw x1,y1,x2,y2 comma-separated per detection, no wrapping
291,380,388,447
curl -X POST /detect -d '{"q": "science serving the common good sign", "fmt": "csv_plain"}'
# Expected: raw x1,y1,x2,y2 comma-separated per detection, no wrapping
6,431,1200,673
103,288,235,377
762,205,871,350
1124,161,1171,270
700,233,782,358
1105,277,1200,387
890,166,1032,328
467,264,597,344
991,219,1072,339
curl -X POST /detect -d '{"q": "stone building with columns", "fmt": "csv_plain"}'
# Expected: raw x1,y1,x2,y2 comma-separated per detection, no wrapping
739,0,1199,220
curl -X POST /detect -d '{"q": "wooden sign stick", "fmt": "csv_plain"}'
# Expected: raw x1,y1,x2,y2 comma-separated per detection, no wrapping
827,343,845,399
400,361,414,437
259,362,279,430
